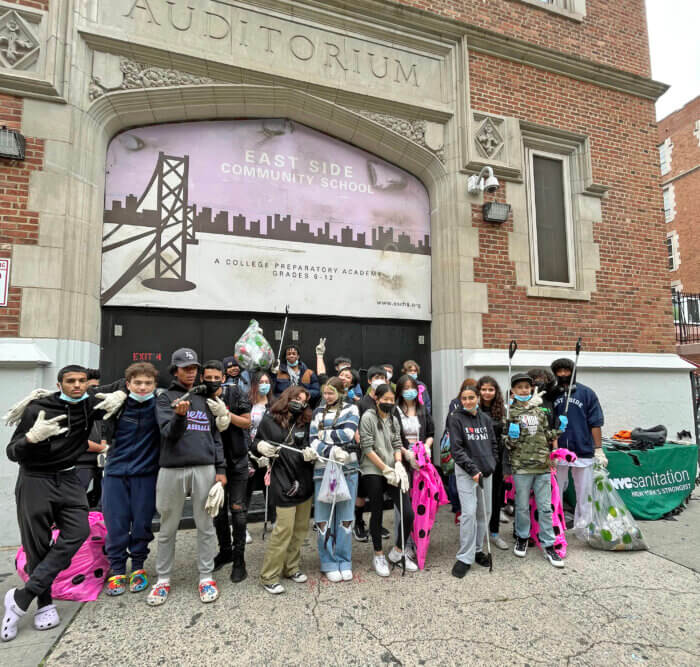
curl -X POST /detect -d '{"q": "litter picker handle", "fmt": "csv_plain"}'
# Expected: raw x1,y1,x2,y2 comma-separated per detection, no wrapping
575,337,582,355
509,340,518,359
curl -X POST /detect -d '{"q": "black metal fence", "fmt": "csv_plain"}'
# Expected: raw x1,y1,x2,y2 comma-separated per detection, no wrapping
672,291,700,344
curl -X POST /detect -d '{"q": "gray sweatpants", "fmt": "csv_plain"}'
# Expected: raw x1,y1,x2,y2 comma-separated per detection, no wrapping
155,465,216,579
455,466,492,565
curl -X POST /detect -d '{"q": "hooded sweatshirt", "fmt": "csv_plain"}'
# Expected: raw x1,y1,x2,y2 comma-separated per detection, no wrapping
447,407,498,478
156,381,225,473
552,382,604,459
7,392,102,473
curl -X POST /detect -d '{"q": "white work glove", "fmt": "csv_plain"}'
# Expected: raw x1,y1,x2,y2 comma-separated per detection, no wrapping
594,448,608,468
423,443,432,462
204,481,225,518
257,441,280,458
257,455,270,468
3,389,53,426
25,410,68,443
207,397,231,432
315,337,326,356
270,360,280,375
382,466,398,487
395,461,410,493
94,390,127,420
331,447,349,464
404,449,419,470
302,446,319,462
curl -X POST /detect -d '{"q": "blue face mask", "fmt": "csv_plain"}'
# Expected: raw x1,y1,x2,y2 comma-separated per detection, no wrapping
513,394,532,402
403,388,418,401
408,372,418,380
287,359,299,367
59,391,88,404
258,383,271,396
129,391,154,403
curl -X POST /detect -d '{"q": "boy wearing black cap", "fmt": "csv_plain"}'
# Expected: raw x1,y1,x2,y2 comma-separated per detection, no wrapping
505,373,563,568
147,348,228,607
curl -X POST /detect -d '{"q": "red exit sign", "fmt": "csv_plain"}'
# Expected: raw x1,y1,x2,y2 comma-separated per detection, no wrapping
132,352,162,361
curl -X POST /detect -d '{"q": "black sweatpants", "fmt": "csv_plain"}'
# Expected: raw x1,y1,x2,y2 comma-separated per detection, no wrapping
363,474,413,552
76,465,103,510
214,471,249,560
16,469,90,596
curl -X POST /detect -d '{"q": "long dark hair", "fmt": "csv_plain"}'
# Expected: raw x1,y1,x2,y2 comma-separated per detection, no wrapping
476,375,505,421
248,370,273,404
269,386,312,429
395,374,419,412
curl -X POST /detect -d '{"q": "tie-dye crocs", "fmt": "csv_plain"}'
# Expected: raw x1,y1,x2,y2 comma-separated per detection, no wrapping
129,569,148,593
106,575,127,596
198,580,219,603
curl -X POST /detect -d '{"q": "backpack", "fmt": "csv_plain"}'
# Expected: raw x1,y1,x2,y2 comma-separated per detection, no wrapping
439,430,454,475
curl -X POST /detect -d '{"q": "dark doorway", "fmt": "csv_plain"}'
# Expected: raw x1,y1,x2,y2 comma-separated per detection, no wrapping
100,307,431,392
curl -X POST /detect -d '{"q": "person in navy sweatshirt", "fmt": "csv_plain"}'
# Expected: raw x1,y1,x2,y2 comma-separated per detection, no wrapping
101,362,161,597
551,358,605,536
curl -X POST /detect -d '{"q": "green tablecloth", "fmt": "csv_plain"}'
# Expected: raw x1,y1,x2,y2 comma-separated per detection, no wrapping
603,442,698,520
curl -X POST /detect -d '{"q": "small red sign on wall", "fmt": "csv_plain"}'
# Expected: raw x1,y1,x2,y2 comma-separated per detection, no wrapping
131,352,162,362
0,259,10,307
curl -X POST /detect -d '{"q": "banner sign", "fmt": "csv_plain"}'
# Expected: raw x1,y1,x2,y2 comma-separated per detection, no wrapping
604,443,697,520
101,119,431,320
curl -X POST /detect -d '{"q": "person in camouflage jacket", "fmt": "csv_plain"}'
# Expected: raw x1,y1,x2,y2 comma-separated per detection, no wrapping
504,373,564,568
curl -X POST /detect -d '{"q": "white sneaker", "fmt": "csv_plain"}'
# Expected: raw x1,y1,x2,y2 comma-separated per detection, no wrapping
324,570,342,583
246,530,253,544
492,534,508,550
340,570,353,582
388,547,418,572
373,555,390,577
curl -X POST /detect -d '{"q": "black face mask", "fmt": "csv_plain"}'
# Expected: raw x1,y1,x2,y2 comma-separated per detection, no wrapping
556,375,571,390
289,400,306,414
204,380,222,395
378,402,395,413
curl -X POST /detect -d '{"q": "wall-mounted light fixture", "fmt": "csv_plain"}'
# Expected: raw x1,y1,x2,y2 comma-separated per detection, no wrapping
0,126,26,161
482,202,511,223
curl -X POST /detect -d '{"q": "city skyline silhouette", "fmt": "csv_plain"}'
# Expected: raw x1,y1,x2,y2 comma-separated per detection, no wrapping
105,195,431,255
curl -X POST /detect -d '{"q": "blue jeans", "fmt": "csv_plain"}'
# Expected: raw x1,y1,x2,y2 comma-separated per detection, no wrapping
314,470,359,572
513,472,555,548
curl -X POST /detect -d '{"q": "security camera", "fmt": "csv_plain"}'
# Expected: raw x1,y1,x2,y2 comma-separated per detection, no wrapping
467,166,500,194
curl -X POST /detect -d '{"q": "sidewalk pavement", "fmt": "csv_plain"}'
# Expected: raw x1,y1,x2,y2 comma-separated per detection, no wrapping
2,491,699,666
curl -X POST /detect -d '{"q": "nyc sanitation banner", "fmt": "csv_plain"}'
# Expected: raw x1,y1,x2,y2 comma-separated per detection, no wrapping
101,119,431,320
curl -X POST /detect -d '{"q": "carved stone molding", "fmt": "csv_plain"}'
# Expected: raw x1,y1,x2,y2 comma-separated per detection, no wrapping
90,56,217,101
475,116,504,160
0,8,40,72
356,110,445,163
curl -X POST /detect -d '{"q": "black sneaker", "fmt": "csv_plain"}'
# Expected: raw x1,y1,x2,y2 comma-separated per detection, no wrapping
474,551,491,568
230,559,247,583
513,537,528,558
381,527,390,540
451,560,470,578
544,546,564,568
213,550,233,571
353,519,369,542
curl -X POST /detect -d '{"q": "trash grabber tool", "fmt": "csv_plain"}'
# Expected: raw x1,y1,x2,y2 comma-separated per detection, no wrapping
564,337,583,415
262,464,271,540
274,305,290,369
506,340,518,421
398,486,406,576
478,475,493,572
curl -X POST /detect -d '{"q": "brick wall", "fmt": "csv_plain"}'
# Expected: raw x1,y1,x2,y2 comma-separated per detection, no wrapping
469,52,675,354
0,94,44,337
658,97,700,292
394,0,652,77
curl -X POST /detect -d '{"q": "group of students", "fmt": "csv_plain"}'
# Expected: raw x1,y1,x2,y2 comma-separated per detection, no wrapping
1,341,604,641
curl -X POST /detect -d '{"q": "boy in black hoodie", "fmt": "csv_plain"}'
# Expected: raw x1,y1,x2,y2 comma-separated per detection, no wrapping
2,365,127,642
147,348,228,607
447,383,498,578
